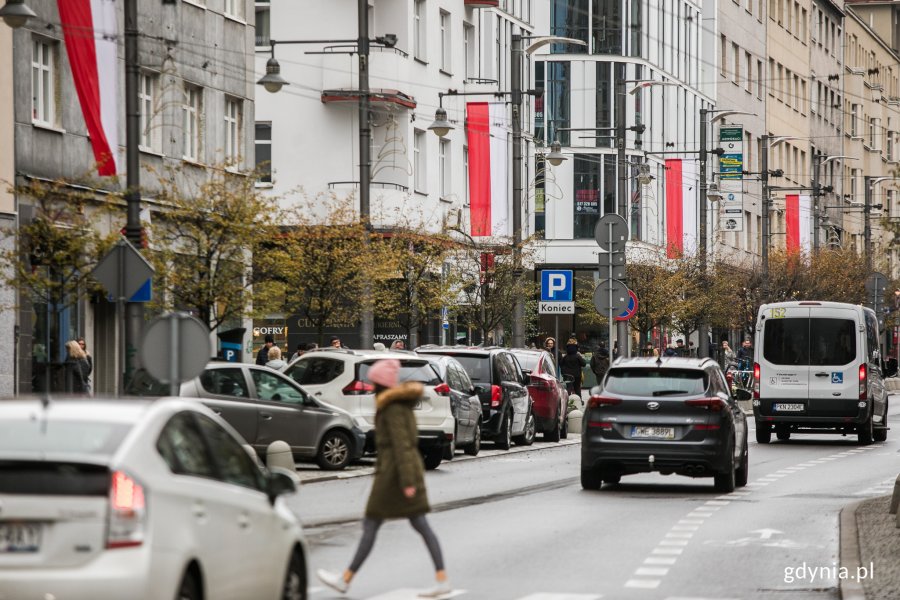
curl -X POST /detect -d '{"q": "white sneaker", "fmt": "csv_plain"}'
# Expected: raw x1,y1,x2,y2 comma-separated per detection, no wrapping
418,581,452,598
316,569,349,594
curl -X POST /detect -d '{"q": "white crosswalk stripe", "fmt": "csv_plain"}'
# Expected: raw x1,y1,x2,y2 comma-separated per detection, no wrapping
854,476,897,496
309,588,605,599
515,594,603,600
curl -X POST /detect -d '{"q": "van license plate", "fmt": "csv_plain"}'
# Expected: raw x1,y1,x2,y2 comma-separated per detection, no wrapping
0,522,42,553
774,403,804,412
631,426,675,439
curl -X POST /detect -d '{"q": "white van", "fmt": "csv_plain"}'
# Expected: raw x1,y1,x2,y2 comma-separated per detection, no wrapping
753,301,889,444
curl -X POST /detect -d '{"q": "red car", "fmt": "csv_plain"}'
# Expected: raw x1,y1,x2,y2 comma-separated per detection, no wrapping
511,349,569,442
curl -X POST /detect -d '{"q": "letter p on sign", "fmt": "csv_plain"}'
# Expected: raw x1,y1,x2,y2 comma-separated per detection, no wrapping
541,270,573,302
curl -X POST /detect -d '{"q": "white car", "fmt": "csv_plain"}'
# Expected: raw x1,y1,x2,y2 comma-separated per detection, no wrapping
283,349,455,469
0,398,308,600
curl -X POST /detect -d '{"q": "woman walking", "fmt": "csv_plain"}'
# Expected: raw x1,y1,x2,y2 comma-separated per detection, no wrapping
316,359,450,598
64,340,90,395
559,337,587,397
77,337,93,395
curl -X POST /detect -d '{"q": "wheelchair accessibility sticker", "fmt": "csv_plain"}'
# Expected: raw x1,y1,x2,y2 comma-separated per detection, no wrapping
832,372,843,384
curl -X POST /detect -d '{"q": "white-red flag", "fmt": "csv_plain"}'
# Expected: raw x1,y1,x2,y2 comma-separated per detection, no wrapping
664,158,698,257
466,102,509,237
58,0,119,176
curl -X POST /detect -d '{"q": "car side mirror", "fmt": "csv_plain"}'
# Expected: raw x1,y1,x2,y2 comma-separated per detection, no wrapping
521,368,532,376
266,467,297,504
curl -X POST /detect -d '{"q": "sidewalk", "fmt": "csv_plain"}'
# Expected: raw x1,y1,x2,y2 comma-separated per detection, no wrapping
841,495,900,600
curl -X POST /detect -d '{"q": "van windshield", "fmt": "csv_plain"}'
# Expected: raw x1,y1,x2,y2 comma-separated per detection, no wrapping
764,318,856,366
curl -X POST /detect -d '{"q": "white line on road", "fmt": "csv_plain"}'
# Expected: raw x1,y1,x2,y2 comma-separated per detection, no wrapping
515,594,603,600
659,540,690,546
635,567,670,576
644,557,678,565
360,589,467,600
678,519,705,525
704,500,730,506
651,547,684,555
666,532,695,538
625,579,661,589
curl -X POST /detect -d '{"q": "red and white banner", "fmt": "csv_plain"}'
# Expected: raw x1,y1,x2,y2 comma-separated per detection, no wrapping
664,158,698,258
467,102,509,237
59,0,119,176
785,194,811,254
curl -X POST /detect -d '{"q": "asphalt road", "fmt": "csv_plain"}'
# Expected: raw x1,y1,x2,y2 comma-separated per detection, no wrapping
290,400,900,600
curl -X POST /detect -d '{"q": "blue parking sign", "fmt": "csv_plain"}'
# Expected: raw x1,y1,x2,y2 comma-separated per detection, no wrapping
541,270,573,302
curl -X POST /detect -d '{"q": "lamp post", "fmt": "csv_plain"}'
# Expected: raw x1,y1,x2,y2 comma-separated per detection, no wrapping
865,177,898,272
812,154,855,254
760,135,798,301
256,9,397,349
0,0,34,28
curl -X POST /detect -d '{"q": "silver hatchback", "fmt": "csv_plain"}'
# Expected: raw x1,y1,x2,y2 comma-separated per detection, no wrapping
128,362,367,470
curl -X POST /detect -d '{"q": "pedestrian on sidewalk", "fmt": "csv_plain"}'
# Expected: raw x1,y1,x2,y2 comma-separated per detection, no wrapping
64,340,90,395
77,337,93,395
560,338,587,397
590,343,610,385
317,359,451,598
256,334,274,365
543,337,560,373
265,345,287,371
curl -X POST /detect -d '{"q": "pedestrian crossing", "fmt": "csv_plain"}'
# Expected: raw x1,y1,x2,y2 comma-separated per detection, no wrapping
853,476,898,496
309,588,743,600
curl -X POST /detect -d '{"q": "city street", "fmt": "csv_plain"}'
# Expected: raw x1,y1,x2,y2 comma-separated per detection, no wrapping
291,400,900,600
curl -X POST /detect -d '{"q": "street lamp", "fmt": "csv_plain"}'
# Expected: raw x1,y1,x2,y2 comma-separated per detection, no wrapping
257,55,289,94
427,107,453,138
812,154,856,254
0,0,35,28
864,176,900,271
760,135,802,300
545,140,566,167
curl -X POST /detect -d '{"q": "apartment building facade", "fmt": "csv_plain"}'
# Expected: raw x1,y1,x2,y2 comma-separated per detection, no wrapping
8,0,255,394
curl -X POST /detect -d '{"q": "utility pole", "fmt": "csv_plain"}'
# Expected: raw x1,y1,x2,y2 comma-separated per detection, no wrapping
615,71,629,356
864,175,872,272
511,34,525,348
123,0,142,390
760,135,770,301
698,107,709,358
358,0,374,348
812,152,821,254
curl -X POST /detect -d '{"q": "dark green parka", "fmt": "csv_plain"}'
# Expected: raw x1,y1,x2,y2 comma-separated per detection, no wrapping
365,382,430,519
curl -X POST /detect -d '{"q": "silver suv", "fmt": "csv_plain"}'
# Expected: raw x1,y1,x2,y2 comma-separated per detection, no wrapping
283,349,456,470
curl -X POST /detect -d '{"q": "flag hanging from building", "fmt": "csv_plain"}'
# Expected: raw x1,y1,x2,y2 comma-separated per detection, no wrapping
58,0,119,176
664,158,698,258
785,194,812,254
466,102,509,237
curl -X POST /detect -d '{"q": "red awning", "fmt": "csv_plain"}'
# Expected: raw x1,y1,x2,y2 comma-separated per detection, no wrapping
321,89,416,109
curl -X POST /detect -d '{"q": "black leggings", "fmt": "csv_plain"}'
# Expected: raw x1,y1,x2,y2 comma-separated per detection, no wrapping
348,516,445,573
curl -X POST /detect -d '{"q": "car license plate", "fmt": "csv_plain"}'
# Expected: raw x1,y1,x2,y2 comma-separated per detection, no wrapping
774,403,804,412
631,426,675,440
0,522,42,553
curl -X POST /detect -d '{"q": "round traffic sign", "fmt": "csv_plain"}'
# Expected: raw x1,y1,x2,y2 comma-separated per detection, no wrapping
141,312,212,393
615,289,639,321
594,214,628,252
593,279,630,315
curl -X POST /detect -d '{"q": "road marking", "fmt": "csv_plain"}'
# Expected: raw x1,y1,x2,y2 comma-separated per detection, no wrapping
652,547,684,555
672,526,700,531
663,597,741,600
516,594,602,600
625,579,661,589
362,589,467,599
644,556,678,565
704,500,730,506
678,519,704,525
757,477,778,482
635,567,669,576
765,473,787,478
666,532,694,538
659,540,690,546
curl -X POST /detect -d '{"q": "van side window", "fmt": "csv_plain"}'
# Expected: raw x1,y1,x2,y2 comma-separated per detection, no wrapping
864,312,879,363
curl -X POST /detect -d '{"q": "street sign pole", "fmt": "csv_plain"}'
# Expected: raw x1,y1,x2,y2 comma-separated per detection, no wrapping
608,221,614,353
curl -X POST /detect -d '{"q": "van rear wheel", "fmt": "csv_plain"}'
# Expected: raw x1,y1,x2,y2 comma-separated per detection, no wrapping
858,415,874,445
874,403,888,443
755,425,771,444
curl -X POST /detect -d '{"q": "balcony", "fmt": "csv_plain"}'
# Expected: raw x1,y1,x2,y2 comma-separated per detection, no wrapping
464,0,500,6
321,46,416,109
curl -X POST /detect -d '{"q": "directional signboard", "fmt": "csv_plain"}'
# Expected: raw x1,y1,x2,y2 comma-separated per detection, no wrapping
719,125,744,232
540,270,574,314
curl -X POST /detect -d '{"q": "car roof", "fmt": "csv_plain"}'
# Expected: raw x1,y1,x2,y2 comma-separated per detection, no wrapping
509,348,548,356
0,396,215,424
611,357,719,370
758,300,863,312
416,346,505,357
298,348,429,361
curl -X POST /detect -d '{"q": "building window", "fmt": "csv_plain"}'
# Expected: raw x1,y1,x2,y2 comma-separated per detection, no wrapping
31,38,57,126
224,0,242,18
535,156,545,237
463,146,469,206
593,0,621,54
869,117,881,149
254,122,272,184
851,104,861,137
440,10,450,72
745,51,752,92
224,97,242,163
464,23,474,79
413,129,425,192
546,61,571,145
139,72,161,152
414,0,426,60
182,85,203,161
720,34,727,77
596,61,612,149
439,139,450,197
757,59,764,98
550,0,589,53
255,2,270,47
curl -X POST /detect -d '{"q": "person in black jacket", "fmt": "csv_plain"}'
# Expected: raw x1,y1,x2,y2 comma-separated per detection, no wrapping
256,334,275,365
64,340,90,394
590,343,610,385
559,338,587,397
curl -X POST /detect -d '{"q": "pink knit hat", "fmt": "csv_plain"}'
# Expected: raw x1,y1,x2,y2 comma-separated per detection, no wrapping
367,359,400,388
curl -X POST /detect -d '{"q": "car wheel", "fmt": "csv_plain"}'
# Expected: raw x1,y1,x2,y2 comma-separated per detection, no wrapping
560,411,568,439
316,430,352,471
464,425,481,456
602,473,621,485
514,411,536,446
176,570,201,600
423,450,443,470
544,410,561,443
858,414,874,445
581,468,603,490
776,426,791,442
874,402,888,443
442,435,456,461
714,439,737,493
495,411,512,450
735,439,749,487
282,550,307,600
755,424,771,444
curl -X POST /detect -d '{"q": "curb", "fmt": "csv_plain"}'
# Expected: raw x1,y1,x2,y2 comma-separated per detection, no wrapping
840,499,867,600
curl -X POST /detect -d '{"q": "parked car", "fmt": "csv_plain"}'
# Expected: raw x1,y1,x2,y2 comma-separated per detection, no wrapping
422,354,483,457
0,398,307,600
128,362,366,470
510,348,569,442
415,346,535,450
754,301,889,444
282,349,454,470
581,357,749,492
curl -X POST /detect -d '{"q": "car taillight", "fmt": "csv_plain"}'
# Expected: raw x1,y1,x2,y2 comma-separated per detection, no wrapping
859,364,867,400
530,376,552,389
693,424,721,430
753,363,761,400
684,397,726,411
491,385,501,407
587,420,613,430
107,470,146,549
587,396,622,408
343,380,375,395
434,383,451,396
